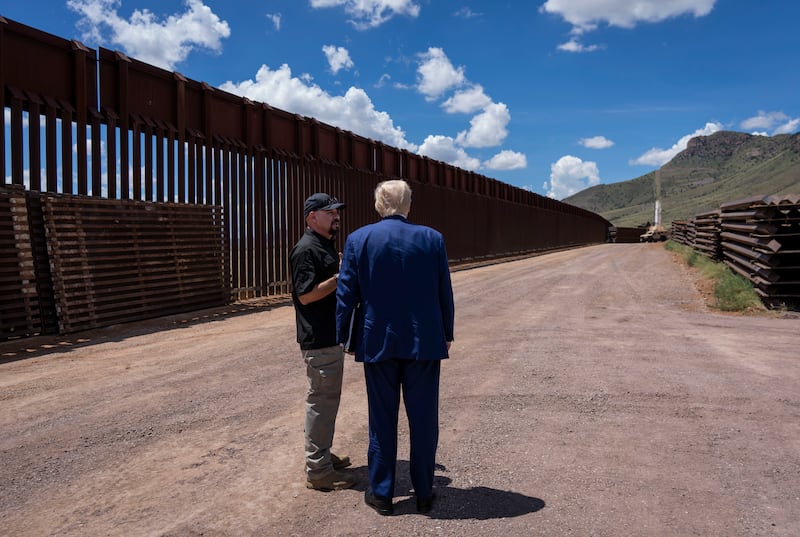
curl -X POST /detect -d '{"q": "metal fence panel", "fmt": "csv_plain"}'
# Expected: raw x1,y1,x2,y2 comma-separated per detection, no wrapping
2,16,614,328
0,185,41,339
42,196,229,333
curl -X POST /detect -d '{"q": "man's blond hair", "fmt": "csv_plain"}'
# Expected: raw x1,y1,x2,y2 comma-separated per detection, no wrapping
374,180,412,217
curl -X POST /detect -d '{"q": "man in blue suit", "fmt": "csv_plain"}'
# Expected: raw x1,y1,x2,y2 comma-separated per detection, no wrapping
336,179,455,516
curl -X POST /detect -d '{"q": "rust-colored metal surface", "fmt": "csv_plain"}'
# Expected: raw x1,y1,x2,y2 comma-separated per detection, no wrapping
22,190,59,335
0,185,41,339
42,195,229,334
2,17,613,335
719,195,800,306
672,195,800,307
692,210,722,260
609,226,646,243
671,220,696,247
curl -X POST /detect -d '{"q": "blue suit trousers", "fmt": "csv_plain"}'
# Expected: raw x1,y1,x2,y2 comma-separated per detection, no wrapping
364,359,440,500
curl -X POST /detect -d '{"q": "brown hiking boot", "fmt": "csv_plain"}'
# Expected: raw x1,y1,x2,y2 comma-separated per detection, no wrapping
306,470,356,491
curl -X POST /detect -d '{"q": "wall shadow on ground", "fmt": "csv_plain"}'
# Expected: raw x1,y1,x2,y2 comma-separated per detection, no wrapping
0,297,292,364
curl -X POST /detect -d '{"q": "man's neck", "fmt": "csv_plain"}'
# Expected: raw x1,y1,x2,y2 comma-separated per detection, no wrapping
308,226,332,240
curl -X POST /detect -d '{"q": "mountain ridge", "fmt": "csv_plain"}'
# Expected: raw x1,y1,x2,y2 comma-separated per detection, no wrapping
563,131,800,227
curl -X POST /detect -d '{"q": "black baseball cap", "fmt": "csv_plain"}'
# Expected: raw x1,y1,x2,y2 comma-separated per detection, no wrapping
304,193,345,216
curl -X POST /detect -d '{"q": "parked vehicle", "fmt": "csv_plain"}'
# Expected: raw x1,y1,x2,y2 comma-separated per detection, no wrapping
639,225,668,242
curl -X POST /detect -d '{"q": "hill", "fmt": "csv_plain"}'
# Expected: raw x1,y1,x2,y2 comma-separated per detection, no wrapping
563,131,800,227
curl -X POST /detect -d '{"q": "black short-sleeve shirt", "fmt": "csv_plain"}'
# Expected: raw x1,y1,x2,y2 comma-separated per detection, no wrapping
289,228,340,350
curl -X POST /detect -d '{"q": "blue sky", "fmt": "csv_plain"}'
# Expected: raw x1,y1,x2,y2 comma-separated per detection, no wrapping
3,0,799,199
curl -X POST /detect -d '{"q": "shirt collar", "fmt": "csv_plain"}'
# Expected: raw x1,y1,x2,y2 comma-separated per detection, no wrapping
306,227,334,242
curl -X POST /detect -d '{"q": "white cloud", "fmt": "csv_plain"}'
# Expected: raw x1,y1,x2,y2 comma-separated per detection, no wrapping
741,111,788,130
454,7,481,19
309,0,420,29
374,74,392,88
4,108,34,128
323,45,354,74
417,135,481,171
442,85,492,114
220,64,416,151
546,155,601,199
455,103,510,148
557,38,600,53
541,0,717,34
67,0,231,71
630,122,723,167
741,111,799,135
416,47,466,101
580,136,614,149
483,150,527,171
413,47,521,168
775,118,800,134
266,13,281,31
73,138,106,158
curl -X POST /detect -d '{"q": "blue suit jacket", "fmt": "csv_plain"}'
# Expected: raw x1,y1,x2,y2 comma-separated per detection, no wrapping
336,215,455,362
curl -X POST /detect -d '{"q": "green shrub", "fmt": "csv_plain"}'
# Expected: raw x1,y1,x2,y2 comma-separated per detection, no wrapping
714,272,761,311
663,241,763,312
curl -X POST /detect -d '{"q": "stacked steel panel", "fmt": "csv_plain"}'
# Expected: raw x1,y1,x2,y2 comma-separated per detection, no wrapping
685,220,697,249
670,220,691,246
720,195,800,306
42,195,230,334
693,210,722,260
0,185,42,340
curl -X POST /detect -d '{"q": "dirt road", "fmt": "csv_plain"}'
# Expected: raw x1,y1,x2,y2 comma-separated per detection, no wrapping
1,243,798,536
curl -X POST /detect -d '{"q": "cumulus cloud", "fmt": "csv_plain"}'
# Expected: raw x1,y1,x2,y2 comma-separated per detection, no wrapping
323,45,354,74
417,135,481,171
455,103,510,148
220,64,416,151
630,122,723,167
266,13,281,31
416,47,466,101
483,150,527,171
67,0,230,70
546,155,601,199
580,136,614,149
775,118,800,134
374,73,392,88
541,0,717,34
442,85,492,114
741,111,799,135
557,38,601,53
309,0,420,29
741,111,788,130
4,108,31,128
412,47,525,170
454,7,482,19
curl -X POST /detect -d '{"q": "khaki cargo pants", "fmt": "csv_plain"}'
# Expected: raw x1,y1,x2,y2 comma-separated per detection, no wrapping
302,345,344,479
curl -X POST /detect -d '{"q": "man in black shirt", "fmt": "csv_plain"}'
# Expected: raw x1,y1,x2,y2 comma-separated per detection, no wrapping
290,193,356,491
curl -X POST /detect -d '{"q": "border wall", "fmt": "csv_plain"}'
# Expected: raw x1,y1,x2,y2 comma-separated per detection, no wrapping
1,17,612,339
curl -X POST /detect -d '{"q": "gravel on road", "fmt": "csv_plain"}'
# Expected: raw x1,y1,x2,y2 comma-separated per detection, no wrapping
1,243,798,537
